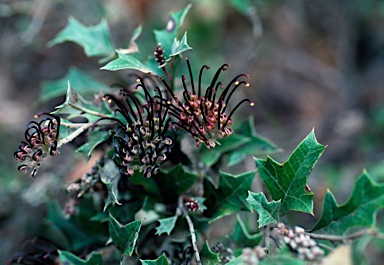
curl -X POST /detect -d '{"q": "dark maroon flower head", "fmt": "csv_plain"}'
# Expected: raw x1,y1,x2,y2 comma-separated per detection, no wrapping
159,58,254,149
184,196,199,212
154,44,166,67
14,113,60,178
93,82,174,178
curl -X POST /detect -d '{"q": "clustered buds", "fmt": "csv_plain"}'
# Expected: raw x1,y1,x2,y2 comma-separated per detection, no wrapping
183,196,199,211
154,44,166,66
93,80,174,178
159,58,254,149
64,161,105,217
14,113,60,178
211,242,234,264
241,246,267,265
276,223,324,261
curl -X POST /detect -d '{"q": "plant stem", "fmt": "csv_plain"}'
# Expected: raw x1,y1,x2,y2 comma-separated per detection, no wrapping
61,121,115,128
58,123,92,147
308,228,382,243
178,197,202,265
69,103,110,118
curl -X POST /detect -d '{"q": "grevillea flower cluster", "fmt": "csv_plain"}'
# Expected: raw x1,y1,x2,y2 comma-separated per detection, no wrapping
15,58,253,178
93,80,174,178
14,113,60,178
159,58,254,149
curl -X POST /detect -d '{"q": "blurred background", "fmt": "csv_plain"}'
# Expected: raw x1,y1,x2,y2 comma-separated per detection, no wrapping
1,0,384,263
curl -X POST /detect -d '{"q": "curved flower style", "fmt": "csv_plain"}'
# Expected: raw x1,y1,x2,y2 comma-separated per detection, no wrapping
14,113,60,178
93,82,174,178
159,58,254,149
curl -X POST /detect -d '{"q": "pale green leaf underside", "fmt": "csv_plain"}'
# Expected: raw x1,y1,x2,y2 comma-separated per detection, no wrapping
58,250,104,265
40,67,110,103
49,16,115,57
140,254,170,265
154,4,192,59
247,191,281,227
101,51,156,74
155,216,178,236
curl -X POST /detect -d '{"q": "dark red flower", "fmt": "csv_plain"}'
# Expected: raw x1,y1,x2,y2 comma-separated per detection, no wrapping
159,58,254,149
14,113,60,178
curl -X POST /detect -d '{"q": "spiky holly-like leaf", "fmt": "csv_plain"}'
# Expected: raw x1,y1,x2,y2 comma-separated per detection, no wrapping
255,130,326,215
155,216,178,236
49,17,115,58
140,254,169,265
247,191,280,227
52,83,112,122
97,161,121,211
204,171,255,222
58,250,104,265
154,4,192,60
108,214,142,256
76,131,110,162
169,32,192,57
40,67,110,103
101,51,161,75
312,171,384,235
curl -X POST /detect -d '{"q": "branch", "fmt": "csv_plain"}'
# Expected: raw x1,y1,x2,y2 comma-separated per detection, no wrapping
58,123,92,148
308,228,383,243
178,197,202,265
68,103,110,118
61,121,116,128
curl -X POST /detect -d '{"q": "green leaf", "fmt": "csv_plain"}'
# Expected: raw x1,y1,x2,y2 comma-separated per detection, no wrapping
201,242,220,265
255,130,326,215
259,249,306,265
53,82,111,122
49,17,115,58
169,32,192,57
154,4,192,59
247,191,280,227
204,171,255,222
230,0,252,15
200,134,251,166
109,213,142,256
40,67,110,103
116,25,142,55
155,215,178,236
226,117,281,166
101,51,160,75
76,131,110,161
140,254,169,265
46,200,99,250
229,215,262,247
311,171,384,235
58,250,104,265
153,164,198,202
97,161,121,211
